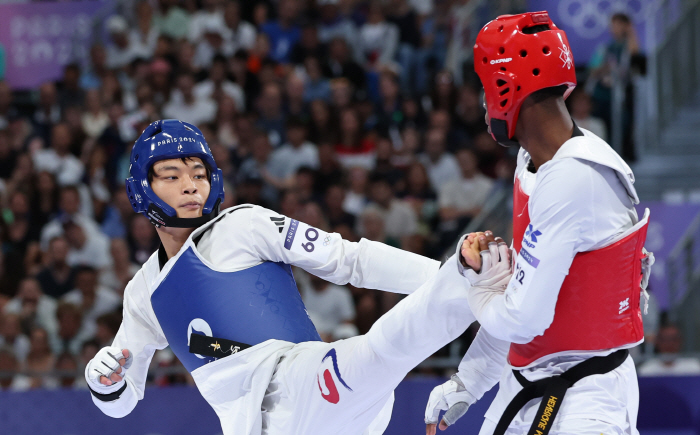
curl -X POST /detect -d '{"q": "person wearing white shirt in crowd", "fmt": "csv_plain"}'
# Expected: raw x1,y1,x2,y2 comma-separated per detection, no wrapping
222,1,257,55
418,128,461,192
62,266,121,346
188,0,225,43
0,349,31,391
4,278,58,345
268,118,319,184
40,186,101,253
105,16,143,70
163,73,217,126
638,325,700,376
438,148,494,224
359,3,399,68
0,313,31,364
63,221,112,270
300,272,357,342
367,174,418,241
32,123,85,187
130,2,159,61
194,55,245,112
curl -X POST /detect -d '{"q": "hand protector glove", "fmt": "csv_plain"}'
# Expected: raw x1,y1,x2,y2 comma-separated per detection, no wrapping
425,374,476,427
85,346,133,393
463,240,513,320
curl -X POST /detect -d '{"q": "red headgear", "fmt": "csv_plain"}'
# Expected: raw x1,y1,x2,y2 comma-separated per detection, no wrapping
474,11,576,146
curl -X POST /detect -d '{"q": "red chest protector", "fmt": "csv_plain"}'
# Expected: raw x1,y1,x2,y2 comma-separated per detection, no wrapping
509,177,648,368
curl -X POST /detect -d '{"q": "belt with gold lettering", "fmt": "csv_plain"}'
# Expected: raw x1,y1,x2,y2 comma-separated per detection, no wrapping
493,349,629,435
189,333,252,359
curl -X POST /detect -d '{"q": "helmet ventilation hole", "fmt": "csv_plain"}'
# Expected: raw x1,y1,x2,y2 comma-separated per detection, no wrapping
517,86,521,91
496,79,507,87
482,57,487,64
520,50,527,57
543,46,550,54
498,47,505,54
134,154,139,161
499,99,508,108
533,68,540,76
500,67,506,71
498,25,504,32
499,87,510,96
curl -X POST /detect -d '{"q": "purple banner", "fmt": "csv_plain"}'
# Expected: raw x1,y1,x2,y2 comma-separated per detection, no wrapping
526,0,651,64
0,2,104,90
636,202,700,310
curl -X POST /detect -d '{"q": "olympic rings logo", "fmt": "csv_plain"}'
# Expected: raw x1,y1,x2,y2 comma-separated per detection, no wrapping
556,0,651,39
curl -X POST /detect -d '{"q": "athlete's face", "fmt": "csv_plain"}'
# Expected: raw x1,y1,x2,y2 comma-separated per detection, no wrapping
150,157,211,219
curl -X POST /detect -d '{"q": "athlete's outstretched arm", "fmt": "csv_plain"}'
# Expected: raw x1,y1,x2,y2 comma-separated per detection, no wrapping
246,205,441,294
86,273,168,418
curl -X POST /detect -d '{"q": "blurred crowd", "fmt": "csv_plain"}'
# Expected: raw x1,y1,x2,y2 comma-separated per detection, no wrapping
0,0,684,392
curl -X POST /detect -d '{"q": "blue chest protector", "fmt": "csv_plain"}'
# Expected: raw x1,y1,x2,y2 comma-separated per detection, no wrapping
151,247,321,372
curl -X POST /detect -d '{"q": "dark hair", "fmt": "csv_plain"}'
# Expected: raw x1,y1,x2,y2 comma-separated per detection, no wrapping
147,157,212,183
527,85,569,104
611,13,631,24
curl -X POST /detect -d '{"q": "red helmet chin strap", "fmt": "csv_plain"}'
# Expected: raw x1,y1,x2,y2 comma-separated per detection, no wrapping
474,11,577,144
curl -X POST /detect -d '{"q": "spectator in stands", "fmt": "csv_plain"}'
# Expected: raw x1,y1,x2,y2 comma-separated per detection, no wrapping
53,302,84,357
188,0,225,43
163,73,217,126
367,173,418,241
32,123,84,186
418,127,460,192
33,82,61,138
285,73,308,119
132,1,159,61
400,162,438,229
81,89,109,139
438,148,493,226
324,184,356,229
100,238,139,296
0,81,14,129
0,348,29,391
194,55,245,111
105,16,139,70
335,107,375,169
62,221,112,270
567,87,607,141
36,236,76,299
0,129,16,180
455,84,488,138
269,118,319,185
0,313,30,363
95,312,122,348
127,214,159,265
359,3,399,69
291,23,328,65
387,0,426,94
222,1,257,55
61,267,120,347
238,131,279,206
256,83,286,148
4,278,58,342
300,272,357,342
25,327,55,389
358,204,398,247
323,37,366,91
154,0,190,40
638,324,700,376
57,63,85,110
303,57,331,103
317,0,358,55
55,352,79,389
261,0,301,63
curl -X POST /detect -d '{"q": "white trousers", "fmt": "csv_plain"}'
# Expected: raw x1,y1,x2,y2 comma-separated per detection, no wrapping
479,356,640,435
261,257,476,435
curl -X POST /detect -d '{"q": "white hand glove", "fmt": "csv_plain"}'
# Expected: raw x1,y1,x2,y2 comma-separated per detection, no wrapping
465,241,512,320
85,346,132,393
425,375,476,427
459,240,512,287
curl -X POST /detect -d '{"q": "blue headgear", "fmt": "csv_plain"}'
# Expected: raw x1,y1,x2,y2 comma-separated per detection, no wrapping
126,119,225,228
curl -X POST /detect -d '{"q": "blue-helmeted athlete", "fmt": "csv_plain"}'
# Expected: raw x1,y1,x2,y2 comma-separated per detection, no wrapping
84,119,512,435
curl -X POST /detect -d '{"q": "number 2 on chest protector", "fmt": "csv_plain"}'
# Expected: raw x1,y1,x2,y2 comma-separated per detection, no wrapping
515,263,525,285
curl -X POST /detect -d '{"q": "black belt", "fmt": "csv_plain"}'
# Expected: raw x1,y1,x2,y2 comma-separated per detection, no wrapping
189,333,252,359
493,349,629,435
